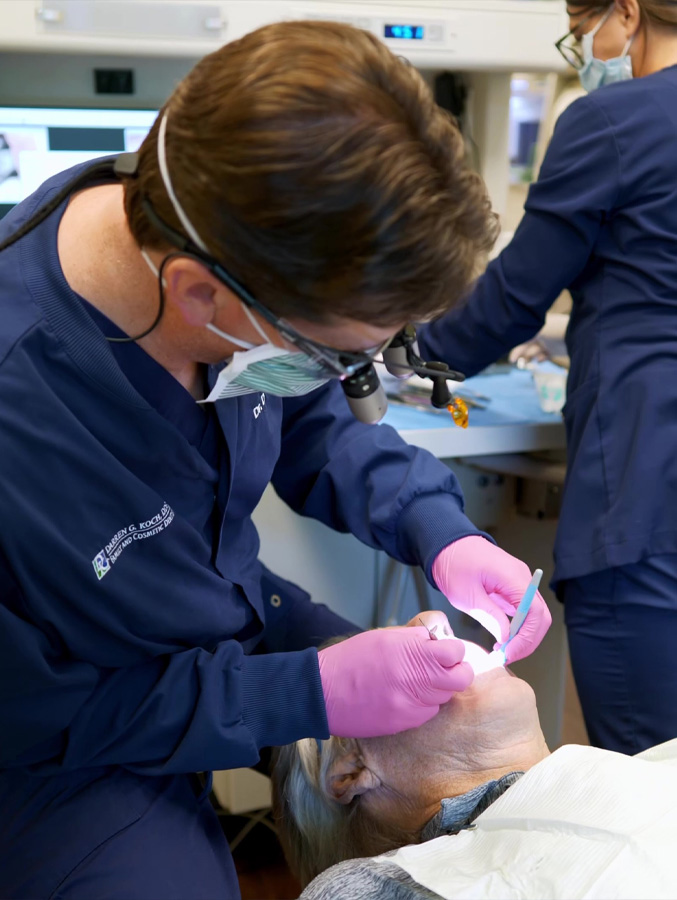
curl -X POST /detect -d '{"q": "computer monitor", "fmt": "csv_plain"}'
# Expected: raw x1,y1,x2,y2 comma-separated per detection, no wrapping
0,106,158,219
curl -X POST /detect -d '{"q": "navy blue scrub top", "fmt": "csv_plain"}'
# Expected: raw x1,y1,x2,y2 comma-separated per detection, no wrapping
419,65,677,591
83,301,224,549
0,161,486,775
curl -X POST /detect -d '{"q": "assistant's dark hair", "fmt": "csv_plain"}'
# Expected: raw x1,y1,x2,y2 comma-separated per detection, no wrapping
566,1,612,12
568,1,677,28
124,20,499,326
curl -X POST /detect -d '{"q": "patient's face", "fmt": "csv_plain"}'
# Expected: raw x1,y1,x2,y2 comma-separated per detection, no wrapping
352,611,544,831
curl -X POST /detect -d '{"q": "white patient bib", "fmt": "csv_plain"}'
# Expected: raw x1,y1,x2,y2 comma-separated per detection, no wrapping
382,739,677,899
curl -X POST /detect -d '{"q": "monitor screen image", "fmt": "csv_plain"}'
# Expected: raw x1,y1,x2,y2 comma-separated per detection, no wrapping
0,106,158,219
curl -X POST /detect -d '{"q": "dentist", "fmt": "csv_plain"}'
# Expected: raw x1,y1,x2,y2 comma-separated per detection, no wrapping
0,20,548,900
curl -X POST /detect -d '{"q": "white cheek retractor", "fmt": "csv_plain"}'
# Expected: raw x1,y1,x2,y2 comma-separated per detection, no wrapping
420,619,505,675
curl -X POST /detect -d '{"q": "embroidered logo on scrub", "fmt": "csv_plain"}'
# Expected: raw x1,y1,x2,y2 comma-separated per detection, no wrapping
253,392,266,419
92,502,175,580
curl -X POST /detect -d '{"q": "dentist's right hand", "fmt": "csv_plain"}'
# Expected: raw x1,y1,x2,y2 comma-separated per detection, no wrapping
317,627,474,738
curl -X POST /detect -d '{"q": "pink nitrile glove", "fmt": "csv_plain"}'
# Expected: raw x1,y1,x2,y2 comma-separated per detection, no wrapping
317,627,474,738
432,536,552,665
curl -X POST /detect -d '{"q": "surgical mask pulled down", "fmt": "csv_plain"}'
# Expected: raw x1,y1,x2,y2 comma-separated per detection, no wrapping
579,6,636,92
140,249,330,402
204,305,331,402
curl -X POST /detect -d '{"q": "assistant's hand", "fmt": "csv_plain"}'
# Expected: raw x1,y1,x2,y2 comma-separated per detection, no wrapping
432,536,551,664
317,627,474,738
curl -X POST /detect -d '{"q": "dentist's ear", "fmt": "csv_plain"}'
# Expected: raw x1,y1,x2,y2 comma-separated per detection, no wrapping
325,750,381,805
162,257,220,327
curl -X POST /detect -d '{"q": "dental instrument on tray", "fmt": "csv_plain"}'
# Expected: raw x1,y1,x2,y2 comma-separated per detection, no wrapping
388,383,490,408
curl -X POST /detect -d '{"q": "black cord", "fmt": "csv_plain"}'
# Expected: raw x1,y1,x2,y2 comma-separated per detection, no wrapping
105,251,178,343
0,151,165,345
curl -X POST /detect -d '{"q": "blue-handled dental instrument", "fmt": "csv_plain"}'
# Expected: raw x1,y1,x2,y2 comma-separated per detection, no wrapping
499,568,543,655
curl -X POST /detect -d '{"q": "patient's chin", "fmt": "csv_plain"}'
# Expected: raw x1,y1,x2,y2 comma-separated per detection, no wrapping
473,666,537,709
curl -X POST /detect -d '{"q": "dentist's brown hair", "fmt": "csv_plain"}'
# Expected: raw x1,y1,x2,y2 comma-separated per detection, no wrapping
123,20,498,326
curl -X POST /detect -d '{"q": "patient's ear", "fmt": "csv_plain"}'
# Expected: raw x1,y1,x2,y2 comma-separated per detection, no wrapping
325,750,381,805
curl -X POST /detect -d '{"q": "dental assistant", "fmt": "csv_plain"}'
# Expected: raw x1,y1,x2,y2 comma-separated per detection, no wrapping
0,21,549,900
419,0,677,755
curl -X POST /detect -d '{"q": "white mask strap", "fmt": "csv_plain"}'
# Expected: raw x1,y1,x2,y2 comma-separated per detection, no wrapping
621,32,636,56
242,302,271,344
206,304,274,350
140,248,159,278
591,5,636,57
590,4,614,38
206,322,256,351
140,248,168,287
157,112,209,254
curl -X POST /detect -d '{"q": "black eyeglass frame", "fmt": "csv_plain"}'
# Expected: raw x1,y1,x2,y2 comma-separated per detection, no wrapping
554,4,612,70
140,195,391,379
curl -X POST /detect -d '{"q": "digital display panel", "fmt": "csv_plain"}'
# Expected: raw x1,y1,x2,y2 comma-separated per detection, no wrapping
384,24,424,40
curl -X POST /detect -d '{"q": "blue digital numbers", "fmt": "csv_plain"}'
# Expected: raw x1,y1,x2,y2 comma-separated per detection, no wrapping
384,24,425,40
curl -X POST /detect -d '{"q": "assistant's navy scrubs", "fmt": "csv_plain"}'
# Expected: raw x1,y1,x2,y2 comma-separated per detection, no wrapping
420,66,677,755
0,164,486,899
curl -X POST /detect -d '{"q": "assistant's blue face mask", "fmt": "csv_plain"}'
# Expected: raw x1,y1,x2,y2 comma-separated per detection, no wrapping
579,6,636,93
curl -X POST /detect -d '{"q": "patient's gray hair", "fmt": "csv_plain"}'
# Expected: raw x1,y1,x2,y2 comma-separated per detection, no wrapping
272,735,421,887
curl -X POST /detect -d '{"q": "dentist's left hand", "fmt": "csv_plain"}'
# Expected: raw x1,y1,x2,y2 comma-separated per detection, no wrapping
318,627,474,738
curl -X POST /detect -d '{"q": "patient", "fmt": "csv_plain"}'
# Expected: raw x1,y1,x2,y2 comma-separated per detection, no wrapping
274,613,677,899
272,610,550,889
